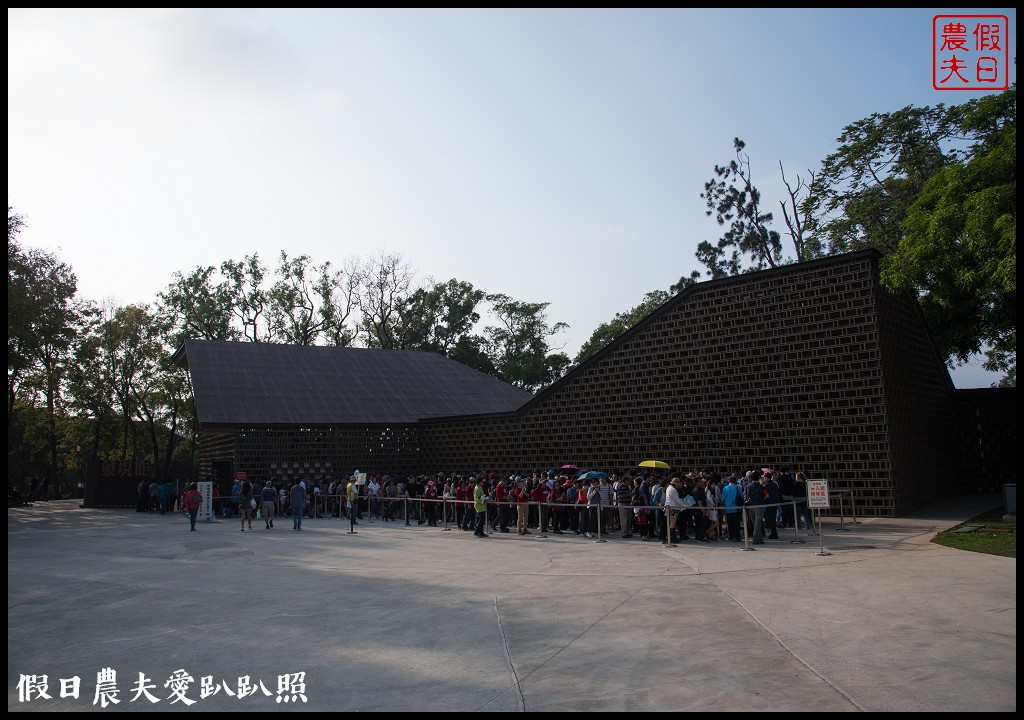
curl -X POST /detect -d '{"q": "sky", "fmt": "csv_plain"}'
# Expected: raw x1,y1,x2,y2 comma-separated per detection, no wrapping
8,8,1016,388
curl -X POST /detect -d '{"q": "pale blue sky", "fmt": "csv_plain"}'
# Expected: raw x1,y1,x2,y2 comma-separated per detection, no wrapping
8,8,1016,387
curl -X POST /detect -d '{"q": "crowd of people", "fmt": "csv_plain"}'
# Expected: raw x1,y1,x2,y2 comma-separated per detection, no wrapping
189,468,818,543
136,479,179,515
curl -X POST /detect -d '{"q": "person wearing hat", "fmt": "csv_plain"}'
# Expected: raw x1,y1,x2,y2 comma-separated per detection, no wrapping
663,477,687,543
260,480,278,529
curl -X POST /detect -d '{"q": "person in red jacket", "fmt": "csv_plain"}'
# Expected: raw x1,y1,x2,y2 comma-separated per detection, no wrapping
494,477,510,533
455,480,467,530
184,483,203,531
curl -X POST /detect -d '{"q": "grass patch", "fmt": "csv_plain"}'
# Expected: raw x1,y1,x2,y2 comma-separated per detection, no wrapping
932,506,1016,558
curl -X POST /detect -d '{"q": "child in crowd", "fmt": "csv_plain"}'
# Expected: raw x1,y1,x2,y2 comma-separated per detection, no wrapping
634,505,649,541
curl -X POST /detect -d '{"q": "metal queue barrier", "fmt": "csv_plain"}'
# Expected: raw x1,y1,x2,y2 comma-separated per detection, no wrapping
213,491,841,553
311,495,827,545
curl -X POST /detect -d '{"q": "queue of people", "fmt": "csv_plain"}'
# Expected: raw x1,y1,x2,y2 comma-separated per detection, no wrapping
189,469,817,543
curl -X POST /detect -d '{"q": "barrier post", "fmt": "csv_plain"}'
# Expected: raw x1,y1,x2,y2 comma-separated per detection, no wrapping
405,496,410,526
663,505,677,548
835,492,850,532
849,491,861,524
790,499,805,544
815,509,831,556
741,502,756,551
442,498,450,531
594,500,606,543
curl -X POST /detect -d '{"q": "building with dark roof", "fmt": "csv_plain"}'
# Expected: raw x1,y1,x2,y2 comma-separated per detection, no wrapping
173,340,533,489
175,250,1015,516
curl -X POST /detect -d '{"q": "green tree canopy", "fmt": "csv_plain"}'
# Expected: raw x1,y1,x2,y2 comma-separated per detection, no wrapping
683,86,1016,383
483,294,569,393
575,290,671,364
396,279,486,355
8,211,93,496
805,103,965,255
882,84,1016,376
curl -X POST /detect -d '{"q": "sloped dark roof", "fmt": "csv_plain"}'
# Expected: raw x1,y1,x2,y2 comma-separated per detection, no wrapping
175,339,533,427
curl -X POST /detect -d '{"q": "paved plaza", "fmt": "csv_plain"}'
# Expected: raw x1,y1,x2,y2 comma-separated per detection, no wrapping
8,495,1016,712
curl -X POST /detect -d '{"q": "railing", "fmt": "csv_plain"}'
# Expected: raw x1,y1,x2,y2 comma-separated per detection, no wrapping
183,492,853,553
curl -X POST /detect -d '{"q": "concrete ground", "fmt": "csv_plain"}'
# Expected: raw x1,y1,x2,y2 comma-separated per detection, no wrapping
8,496,1016,712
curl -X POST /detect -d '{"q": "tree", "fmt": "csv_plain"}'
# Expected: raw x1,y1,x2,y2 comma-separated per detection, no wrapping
881,84,1016,377
396,279,486,354
99,304,159,463
483,294,570,393
805,104,965,256
575,290,671,364
358,251,414,349
8,221,92,498
158,265,237,347
220,254,270,342
670,271,701,295
317,256,361,348
697,138,820,279
266,251,357,346
7,208,30,412
66,310,118,465
698,138,783,277
692,89,1015,382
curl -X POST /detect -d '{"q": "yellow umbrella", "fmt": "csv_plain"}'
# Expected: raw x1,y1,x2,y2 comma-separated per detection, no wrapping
637,460,671,470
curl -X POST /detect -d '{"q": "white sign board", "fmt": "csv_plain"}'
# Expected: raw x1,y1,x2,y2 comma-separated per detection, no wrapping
807,479,829,509
198,481,214,521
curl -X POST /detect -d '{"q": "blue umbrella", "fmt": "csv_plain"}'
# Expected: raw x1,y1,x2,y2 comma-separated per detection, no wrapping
577,471,609,480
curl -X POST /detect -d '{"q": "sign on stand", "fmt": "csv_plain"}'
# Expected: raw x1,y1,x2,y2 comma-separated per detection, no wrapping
807,479,831,556
808,480,829,509
197,481,214,522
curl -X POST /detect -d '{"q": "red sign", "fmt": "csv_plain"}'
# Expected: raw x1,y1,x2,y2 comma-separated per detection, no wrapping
933,15,1009,90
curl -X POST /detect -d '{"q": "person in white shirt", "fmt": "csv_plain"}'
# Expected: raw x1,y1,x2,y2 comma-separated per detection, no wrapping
663,477,686,543
368,477,381,518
